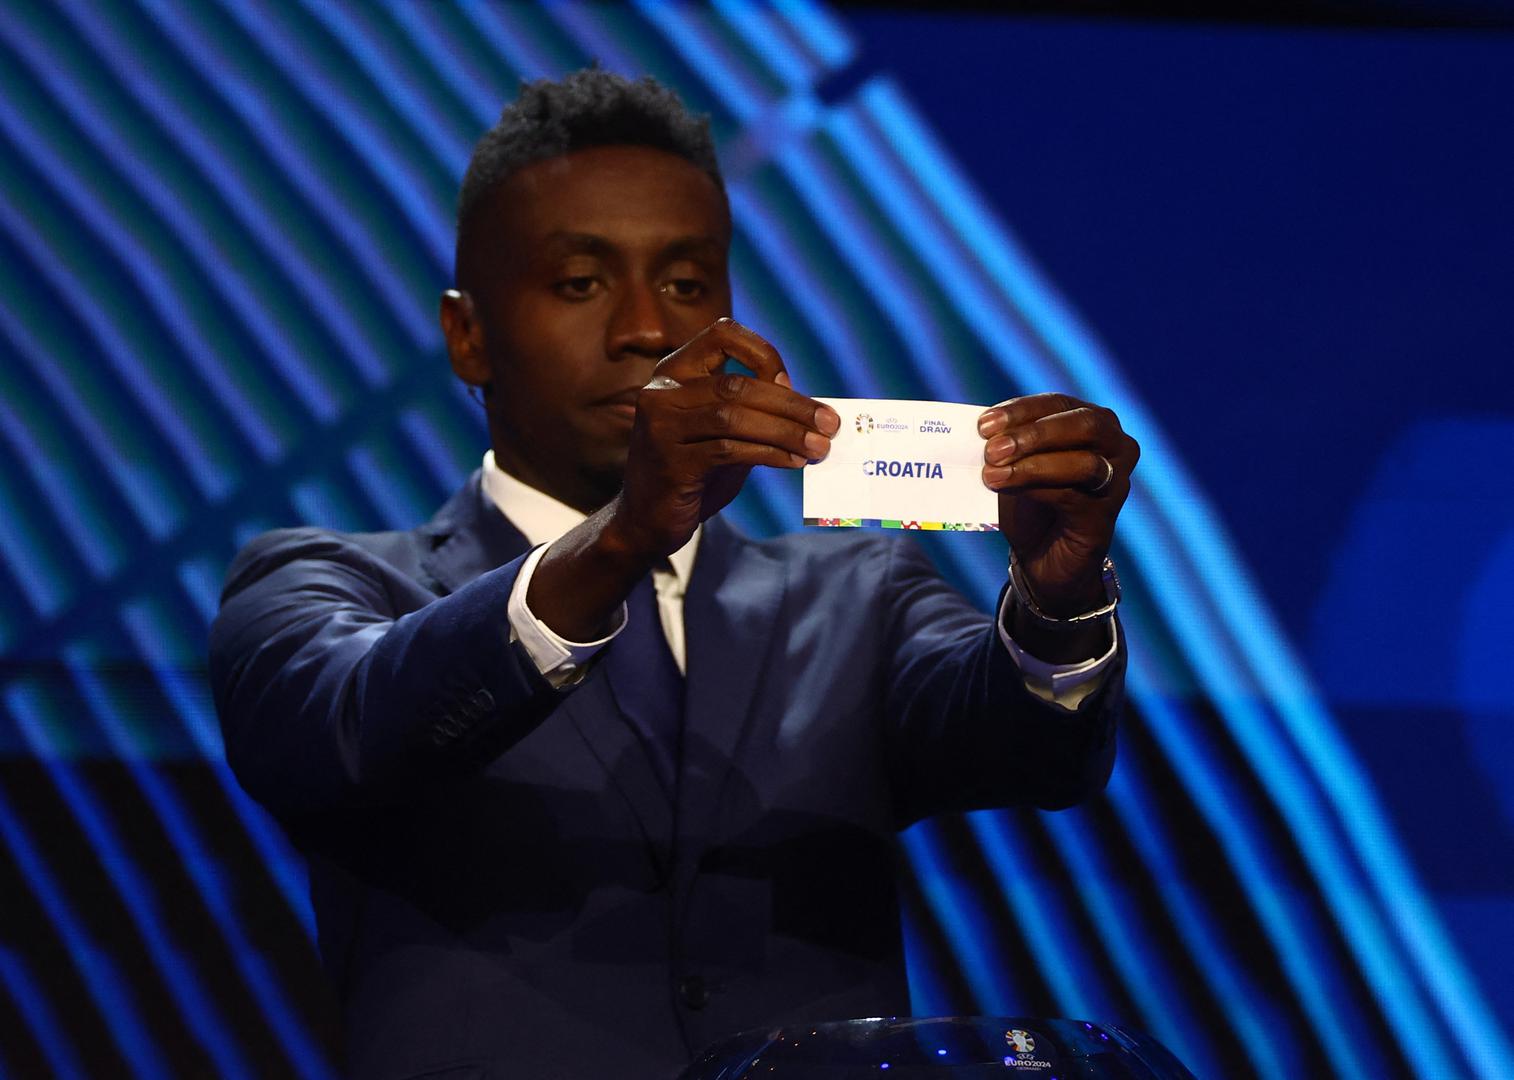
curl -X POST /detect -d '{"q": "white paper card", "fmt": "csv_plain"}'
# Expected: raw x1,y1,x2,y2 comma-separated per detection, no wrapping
802,398,999,531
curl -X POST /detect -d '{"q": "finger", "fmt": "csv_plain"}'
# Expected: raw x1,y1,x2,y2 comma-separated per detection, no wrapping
655,317,788,385
977,393,1085,439
983,405,1123,466
983,450,1116,493
685,438,808,471
659,372,841,435
682,402,833,461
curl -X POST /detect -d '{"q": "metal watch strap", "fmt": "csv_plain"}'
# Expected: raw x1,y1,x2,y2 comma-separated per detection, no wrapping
1008,552,1120,628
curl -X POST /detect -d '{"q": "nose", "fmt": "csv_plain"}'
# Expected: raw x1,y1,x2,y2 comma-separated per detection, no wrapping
606,281,673,363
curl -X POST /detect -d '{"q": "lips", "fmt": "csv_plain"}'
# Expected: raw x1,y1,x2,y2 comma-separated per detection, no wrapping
593,387,642,406
590,387,643,424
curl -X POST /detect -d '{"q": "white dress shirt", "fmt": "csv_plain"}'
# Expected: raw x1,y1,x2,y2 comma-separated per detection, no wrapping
484,452,1117,708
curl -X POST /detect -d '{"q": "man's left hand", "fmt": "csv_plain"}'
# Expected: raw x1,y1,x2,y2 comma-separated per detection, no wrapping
979,393,1140,617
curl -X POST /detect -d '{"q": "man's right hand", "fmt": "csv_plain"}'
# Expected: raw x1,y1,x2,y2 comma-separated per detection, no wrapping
609,317,840,559
526,318,838,643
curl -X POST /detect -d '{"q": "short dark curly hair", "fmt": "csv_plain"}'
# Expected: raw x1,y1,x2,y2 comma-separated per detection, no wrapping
455,68,723,264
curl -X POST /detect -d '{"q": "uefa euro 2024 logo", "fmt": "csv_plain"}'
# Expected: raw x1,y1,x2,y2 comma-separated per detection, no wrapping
855,412,908,434
1005,1029,1036,1054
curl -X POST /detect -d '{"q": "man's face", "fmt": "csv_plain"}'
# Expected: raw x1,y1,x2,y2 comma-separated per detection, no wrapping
462,144,732,511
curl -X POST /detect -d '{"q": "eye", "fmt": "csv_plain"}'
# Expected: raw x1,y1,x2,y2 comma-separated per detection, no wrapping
663,278,706,300
554,276,601,300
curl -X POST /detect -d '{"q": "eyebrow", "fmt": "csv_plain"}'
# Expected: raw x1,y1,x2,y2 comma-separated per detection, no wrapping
539,232,615,258
538,231,724,262
659,236,725,262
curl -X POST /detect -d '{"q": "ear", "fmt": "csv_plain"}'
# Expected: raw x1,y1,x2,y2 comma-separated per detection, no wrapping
440,289,490,389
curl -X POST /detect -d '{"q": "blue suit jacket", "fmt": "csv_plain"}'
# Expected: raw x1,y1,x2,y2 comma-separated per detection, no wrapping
210,474,1122,1080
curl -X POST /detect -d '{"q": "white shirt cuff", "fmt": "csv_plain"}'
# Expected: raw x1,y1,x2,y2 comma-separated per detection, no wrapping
507,544,626,688
996,589,1119,711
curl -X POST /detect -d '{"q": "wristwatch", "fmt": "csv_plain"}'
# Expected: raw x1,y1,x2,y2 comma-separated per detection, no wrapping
1008,552,1120,629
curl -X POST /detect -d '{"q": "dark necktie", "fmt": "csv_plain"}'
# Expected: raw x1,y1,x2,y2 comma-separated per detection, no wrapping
603,573,686,796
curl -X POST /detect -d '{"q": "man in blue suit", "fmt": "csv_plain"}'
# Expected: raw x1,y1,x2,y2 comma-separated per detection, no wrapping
211,71,1139,1079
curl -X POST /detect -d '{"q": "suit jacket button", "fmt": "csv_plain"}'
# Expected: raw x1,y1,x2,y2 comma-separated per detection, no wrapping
678,975,709,1010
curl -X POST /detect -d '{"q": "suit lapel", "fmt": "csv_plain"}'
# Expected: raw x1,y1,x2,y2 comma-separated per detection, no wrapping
677,517,788,850
417,471,674,874
559,667,675,878
417,471,532,594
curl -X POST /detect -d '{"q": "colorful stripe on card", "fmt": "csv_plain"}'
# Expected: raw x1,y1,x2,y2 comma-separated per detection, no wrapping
803,518,999,531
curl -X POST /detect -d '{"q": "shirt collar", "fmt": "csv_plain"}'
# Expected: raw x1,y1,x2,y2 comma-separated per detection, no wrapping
480,450,699,587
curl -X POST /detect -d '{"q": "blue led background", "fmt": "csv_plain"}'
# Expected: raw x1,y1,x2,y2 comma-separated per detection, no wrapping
0,2,1509,1077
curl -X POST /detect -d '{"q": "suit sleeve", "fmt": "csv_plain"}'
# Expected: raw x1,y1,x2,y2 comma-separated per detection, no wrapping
209,529,562,818
879,537,1124,827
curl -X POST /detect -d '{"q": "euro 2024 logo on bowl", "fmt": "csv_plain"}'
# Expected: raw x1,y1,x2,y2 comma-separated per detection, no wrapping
1005,1029,1035,1055
855,413,874,434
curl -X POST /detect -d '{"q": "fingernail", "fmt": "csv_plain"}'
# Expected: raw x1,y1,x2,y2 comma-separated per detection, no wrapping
983,464,1013,489
978,410,1007,437
815,406,840,436
776,372,792,388
789,453,808,467
804,432,830,457
985,435,1016,466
